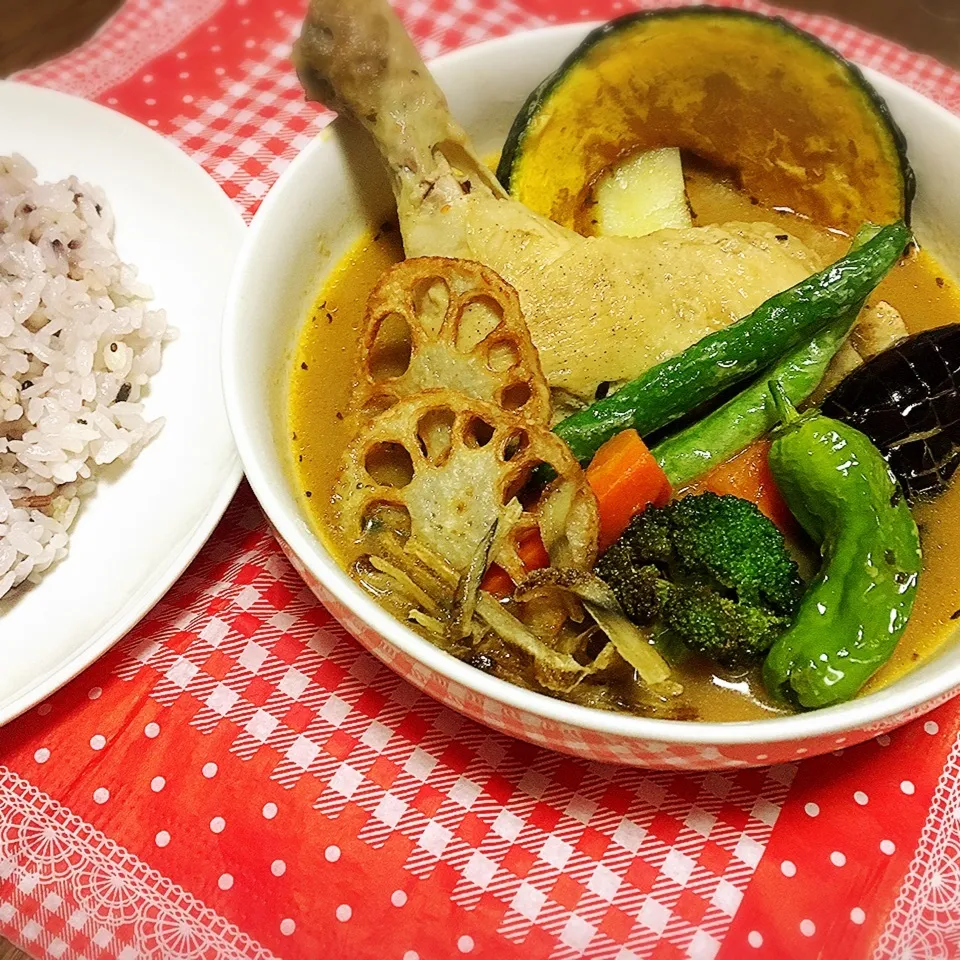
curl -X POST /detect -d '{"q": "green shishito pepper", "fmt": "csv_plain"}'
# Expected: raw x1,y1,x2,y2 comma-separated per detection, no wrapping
763,382,922,708
554,221,912,465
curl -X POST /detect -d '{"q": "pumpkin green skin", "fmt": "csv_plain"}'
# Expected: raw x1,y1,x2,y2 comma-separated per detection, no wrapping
497,7,914,236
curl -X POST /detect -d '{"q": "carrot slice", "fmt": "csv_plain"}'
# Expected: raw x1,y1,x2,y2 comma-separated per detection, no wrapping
586,428,672,552
692,439,796,533
481,530,551,599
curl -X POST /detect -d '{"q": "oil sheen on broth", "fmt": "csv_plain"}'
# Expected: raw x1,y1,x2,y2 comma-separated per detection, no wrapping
289,181,960,722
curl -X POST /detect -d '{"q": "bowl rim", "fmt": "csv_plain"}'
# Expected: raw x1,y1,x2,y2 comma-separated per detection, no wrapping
222,21,960,749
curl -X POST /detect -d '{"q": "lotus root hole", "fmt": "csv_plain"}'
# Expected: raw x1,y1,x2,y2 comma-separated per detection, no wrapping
368,313,412,381
364,442,414,488
412,277,450,335
500,382,532,411
361,394,395,418
502,462,545,507
457,296,504,352
463,416,495,448
416,408,455,464
502,429,530,462
486,338,520,373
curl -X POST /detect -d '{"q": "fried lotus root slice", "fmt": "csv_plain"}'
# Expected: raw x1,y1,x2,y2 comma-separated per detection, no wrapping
358,257,551,422
336,391,598,583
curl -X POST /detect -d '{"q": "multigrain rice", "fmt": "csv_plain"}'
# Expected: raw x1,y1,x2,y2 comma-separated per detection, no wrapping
0,154,173,600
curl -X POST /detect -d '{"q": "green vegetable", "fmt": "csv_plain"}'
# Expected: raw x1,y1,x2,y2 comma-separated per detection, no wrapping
653,315,857,486
663,585,790,666
597,492,803,667
554,221,912,465
763,382,922,707
652,226,882,487
498,8,914,235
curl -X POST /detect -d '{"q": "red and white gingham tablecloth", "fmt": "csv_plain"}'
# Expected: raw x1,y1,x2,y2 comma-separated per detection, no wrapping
2,1,960,958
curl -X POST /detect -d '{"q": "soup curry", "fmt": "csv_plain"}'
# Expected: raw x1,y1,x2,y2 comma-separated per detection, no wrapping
290,173,960,722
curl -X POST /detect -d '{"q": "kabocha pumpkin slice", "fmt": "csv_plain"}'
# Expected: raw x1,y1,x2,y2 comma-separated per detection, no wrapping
357,257,551,423
498,8,913,235
336,390,598,584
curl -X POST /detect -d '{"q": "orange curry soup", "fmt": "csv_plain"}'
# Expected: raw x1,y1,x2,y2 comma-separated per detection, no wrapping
289,178,960,722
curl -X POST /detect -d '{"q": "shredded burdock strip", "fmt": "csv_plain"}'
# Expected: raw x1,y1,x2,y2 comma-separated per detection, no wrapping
408,609,446,635
450,521,498,640
367,555,444,617
516,568,677,692
404,535,459,588
370,532,451,601
475,592,587,692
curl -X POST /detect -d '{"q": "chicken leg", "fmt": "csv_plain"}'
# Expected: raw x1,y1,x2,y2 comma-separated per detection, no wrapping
294,0,823,408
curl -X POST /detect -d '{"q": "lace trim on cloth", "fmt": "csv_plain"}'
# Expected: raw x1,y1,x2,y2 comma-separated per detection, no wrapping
0,766,276,960
874,732,960,959
13,0,226,99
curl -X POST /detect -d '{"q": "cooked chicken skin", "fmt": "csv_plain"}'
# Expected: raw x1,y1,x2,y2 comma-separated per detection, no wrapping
294,0,822,404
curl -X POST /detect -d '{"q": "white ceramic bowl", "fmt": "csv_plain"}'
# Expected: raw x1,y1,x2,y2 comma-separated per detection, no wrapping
223,24,960,769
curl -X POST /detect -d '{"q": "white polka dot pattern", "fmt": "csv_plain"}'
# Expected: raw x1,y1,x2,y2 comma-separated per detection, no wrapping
15,0,225,99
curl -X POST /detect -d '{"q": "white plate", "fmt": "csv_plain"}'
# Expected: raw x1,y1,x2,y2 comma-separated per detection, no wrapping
0,82,244,723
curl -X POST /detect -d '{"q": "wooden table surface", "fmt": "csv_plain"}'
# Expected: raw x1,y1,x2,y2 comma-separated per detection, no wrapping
0,0,957,958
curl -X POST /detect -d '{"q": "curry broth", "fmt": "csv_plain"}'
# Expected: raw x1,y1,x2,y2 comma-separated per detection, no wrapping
289,194,960,722
685,166,960,334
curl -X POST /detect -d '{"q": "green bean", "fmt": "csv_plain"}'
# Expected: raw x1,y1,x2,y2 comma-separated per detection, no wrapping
651,310,857,486
651,226,882,487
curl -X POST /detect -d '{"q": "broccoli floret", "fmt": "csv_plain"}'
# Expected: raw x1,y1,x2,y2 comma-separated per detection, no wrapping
662,584,789,666
596,492,802,668
615,505,675,567
595,538,669,623
665,493,803,614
